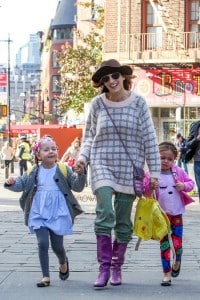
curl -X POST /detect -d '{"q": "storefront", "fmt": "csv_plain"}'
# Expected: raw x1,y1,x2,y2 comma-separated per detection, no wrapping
133,67,200,143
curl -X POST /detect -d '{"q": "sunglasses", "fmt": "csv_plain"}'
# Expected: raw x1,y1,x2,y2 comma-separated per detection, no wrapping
100,72,121,84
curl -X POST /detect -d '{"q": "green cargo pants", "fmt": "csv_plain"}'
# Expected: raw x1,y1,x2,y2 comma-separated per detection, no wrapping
94,186,135,243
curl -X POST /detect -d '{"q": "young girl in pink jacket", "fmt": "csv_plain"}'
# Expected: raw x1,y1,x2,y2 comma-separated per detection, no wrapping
143,141,195,287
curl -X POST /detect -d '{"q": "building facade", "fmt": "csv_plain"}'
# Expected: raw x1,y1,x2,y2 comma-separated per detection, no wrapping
40,0,77,124
102,0,200,142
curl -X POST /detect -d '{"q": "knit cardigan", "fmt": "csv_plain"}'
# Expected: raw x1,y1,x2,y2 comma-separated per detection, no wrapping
4,164,86,226
79,92,161,194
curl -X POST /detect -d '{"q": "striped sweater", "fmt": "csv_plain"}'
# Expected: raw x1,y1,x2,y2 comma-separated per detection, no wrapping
79,92,161,194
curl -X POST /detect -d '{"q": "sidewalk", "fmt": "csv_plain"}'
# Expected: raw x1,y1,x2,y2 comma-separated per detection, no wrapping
0,166,200,299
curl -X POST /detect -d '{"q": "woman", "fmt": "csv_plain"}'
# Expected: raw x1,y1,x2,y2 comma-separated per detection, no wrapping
1,141,14,179
76,59,160,288
61,137,81,167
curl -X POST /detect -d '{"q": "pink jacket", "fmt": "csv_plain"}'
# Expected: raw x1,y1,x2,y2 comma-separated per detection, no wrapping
143,164,195,206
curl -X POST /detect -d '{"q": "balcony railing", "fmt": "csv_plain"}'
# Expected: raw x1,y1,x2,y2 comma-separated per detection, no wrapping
105,31,200,64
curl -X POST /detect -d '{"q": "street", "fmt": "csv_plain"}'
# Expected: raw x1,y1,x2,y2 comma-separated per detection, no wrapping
0,165,200,299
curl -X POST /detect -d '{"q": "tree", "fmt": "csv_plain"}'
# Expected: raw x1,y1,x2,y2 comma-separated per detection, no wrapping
56,2,104,115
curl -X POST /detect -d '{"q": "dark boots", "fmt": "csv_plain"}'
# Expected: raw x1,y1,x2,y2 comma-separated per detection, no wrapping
94,234,112,288
110,240,128,286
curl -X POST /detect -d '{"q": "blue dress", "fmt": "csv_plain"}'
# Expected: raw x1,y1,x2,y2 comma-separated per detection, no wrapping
28,165,73,235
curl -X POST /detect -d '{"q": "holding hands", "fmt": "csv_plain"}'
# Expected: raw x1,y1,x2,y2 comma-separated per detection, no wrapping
73,160,86,174
5,176,16,186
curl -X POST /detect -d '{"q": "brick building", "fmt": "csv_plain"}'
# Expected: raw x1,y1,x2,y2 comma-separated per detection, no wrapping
39,0,200,142
40,0,77,124
102,0,200,142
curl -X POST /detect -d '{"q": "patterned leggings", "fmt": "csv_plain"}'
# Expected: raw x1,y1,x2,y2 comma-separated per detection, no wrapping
160,214,183,273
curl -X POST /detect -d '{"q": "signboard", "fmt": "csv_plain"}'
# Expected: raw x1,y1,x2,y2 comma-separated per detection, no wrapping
0,105,7,117
134,67,200,106
0,73,7,87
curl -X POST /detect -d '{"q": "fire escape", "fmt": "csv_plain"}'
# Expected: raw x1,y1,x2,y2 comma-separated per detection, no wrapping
118,0,200,66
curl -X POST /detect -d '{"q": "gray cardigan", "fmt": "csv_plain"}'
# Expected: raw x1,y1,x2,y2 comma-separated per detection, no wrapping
4,164,86,226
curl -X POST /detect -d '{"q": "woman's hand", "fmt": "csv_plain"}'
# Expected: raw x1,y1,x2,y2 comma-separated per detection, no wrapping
73,160,86,174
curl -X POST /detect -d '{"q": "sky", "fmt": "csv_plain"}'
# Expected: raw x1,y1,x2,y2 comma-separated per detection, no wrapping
0,0,59,66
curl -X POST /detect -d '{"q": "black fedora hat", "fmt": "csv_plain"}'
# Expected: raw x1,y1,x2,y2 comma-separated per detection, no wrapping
92,59,134,84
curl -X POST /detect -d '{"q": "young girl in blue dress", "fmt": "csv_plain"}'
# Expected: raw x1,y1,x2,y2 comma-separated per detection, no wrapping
5,136,86,287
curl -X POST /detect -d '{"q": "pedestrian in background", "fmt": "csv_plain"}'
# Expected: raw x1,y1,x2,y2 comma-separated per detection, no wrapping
76,59,160,288
60,137,81,167
16,135,31,175
143,141,194,286
4,135,86,287
176,133,188,174
186,120,200,202
1,141,14,179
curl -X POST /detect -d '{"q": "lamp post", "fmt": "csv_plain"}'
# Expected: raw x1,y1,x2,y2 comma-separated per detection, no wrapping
0,34,12,143
23,91,27,117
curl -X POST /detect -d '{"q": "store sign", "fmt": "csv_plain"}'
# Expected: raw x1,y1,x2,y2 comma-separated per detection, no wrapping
134,68,200,106
148,68,200,96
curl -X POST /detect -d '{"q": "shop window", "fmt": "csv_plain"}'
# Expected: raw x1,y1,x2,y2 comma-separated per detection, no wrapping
160,108,176,118
163,122,176,141
181,106,199,119
197,107,200,118
151,107,159,117
189,107,197,119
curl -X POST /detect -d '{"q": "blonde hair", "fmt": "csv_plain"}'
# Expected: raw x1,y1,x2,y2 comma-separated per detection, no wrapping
72,137,81,146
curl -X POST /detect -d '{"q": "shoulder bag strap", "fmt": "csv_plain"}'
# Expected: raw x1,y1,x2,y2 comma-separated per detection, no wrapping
100,97,136,168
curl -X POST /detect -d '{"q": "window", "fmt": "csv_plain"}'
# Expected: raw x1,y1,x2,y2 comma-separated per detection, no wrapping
190,1,200,22
160,108,176,118
91,0,102,20
187,0,200,47
52,52,59,68
91,0,96,20
52,75,61,92
52,28,73,40
151,107,159,117
51,99,57,115
143,1,163,50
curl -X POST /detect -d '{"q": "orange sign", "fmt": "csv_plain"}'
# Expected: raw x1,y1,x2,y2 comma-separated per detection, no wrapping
0,105,7,117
